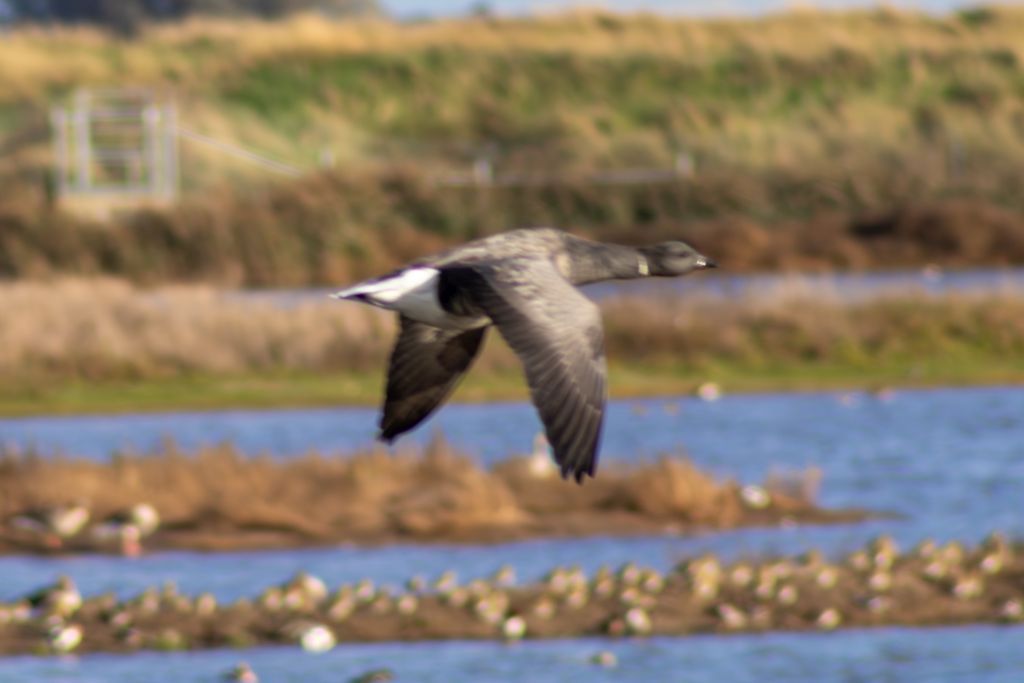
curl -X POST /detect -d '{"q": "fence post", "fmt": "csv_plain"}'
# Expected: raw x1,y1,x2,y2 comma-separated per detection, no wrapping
674,151,695,178
162,102,179,199
947,137,965,181
50,108,68,196
472,156,493,186
73,90,92,192
143,104,161,194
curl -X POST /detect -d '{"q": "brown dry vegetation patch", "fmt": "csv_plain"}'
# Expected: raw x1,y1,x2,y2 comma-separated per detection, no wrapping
4,277,1024,385
0,437,859,554
2,165,1024,286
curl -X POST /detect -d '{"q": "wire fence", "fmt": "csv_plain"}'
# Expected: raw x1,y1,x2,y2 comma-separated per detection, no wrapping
175,125,304,179
23,87,1005,219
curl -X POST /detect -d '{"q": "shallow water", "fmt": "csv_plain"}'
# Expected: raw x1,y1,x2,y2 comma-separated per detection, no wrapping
237,266,1024,308
0,386,1022,599
2,626,1024,683
1,386,1022,679
590,266,1024,301
384,0,977,21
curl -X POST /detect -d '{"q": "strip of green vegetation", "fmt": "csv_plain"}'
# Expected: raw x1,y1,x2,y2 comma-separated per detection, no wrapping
224,48,932,138
6,11,1024,191
4,356,1024,417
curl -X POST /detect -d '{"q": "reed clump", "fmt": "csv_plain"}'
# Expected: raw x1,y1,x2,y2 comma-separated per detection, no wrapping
0,436,843,552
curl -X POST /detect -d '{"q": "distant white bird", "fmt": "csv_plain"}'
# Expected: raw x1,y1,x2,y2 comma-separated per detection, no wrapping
91,520,142,556
396,594,418,615
740,485,772,510
776,584,798,606
1000,599,1023,621
300,624,336,653
96,502,160,535
283,622,336,653
696,381,721,402
90,503,160,555
195,593,217,616
716,603,748,630
348,669,395,683
47,622,83,653
624,606,652,635
492,564,517,587
27,575,82,618
283,571,328,610
816,607,842,630
501,615,527,641
528,432,557,479
224,662,259,683
589,651,618,667
9,503,90,547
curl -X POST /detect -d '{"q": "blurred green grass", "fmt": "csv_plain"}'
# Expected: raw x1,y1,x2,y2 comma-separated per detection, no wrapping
3,8,1022,172
5,356,1024,417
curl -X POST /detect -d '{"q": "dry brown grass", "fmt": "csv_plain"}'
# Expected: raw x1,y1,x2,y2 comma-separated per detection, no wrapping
2,8,1024,102
0,436,839,552
602,280,1024,366
3,159,1023,286
3,277,1024,385
0,278,395,380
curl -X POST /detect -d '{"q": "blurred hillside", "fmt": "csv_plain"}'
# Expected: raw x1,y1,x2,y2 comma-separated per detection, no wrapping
1,8,1023,283
0,0,382,34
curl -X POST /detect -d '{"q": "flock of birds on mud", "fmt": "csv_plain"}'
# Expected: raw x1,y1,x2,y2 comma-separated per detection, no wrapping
3,532,1022,682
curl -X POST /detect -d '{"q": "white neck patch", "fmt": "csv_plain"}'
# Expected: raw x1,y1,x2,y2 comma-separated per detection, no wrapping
638,254,650,277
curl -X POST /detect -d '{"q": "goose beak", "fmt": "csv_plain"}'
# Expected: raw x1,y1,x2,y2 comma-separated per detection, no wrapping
696,256,717,269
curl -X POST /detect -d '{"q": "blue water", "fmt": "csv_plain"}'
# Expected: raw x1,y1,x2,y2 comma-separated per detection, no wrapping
2,627,1024,683
587,266,1024,301
1,386,1023,679
0,386,1022,599
240,266,1024,308
383,0,983,21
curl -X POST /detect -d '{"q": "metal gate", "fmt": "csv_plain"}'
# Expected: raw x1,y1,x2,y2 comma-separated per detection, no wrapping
50,88,178,215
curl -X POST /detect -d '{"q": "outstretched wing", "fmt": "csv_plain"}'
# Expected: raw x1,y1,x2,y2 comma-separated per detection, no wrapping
451,259,607,482
379,316,487,441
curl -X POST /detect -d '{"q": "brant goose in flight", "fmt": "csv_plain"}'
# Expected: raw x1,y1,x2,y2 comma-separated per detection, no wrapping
331,228,715,482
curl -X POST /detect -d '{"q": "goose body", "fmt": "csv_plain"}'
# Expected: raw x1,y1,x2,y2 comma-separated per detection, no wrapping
332,228,715,482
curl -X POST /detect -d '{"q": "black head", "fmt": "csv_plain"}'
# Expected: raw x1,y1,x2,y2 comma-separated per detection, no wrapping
639,241,717,277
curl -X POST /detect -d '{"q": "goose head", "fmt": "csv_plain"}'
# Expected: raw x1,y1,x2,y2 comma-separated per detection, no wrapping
639,241,716,276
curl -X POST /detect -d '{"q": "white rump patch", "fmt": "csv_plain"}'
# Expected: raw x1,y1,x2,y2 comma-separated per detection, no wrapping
332,267,482,330
330,268,439,303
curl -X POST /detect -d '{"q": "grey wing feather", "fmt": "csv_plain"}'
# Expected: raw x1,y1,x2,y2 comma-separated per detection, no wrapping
457,259,607,482
379,316,486,441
